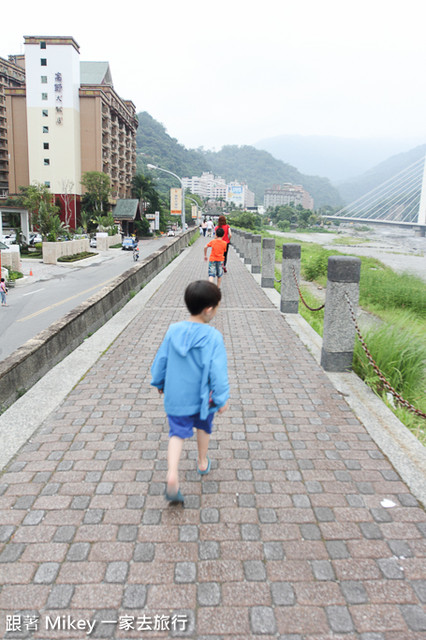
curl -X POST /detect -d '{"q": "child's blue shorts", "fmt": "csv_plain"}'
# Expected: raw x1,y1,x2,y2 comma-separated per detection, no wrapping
167,412,214,439
208,261,223,278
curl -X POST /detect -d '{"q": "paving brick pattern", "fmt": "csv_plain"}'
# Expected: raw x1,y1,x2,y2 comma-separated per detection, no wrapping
0,239,425,639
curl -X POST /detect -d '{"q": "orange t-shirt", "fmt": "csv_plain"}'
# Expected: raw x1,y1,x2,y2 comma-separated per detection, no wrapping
206,238,227,262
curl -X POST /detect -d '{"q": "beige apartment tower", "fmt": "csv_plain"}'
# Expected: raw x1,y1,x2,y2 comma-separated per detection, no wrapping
0,56,25,198
4,36,138,227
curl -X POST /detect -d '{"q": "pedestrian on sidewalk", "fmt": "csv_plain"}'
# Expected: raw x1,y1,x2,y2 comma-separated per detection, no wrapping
151,280,229,504
201,219,207,237
0,278,8,306
204,227,227,288
206,218,214,237
215,215,232,273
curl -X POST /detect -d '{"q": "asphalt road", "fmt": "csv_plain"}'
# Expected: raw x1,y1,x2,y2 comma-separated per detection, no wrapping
0,236,176,361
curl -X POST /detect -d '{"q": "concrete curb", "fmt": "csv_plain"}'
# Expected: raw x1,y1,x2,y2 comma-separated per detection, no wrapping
244,253,426,508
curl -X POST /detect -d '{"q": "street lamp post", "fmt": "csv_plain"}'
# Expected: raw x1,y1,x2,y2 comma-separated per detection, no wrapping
188,197,202,225
147,164,186,233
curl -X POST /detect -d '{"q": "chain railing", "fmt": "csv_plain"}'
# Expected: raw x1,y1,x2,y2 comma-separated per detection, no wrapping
344,293,426,420
292,266,325,312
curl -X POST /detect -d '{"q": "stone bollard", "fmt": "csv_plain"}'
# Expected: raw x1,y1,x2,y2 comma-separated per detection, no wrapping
321,255,361,372
261,237,275,288
233,229,241,255
280,244,301,313
251,235,262,274
239,231,245,259
244,232,252,265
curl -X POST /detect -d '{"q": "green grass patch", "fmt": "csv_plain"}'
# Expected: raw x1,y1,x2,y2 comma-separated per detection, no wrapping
353,321,426,444
21,252,42,259
331,236,371,245
269,233,426,439
8,270,24,281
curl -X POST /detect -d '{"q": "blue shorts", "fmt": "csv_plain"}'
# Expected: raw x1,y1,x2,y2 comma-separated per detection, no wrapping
167,413,214,439
208,261,223,278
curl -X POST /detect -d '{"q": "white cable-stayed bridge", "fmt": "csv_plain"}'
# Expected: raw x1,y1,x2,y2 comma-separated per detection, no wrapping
324,154,426,233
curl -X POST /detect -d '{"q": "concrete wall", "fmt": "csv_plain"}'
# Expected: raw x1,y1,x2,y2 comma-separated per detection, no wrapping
43,238,90,264
0,229,197,411
1,245,21,271
96,233,122,251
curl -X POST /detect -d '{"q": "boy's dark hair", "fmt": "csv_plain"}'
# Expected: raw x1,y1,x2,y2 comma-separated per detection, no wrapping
215,227,224,238
184,280,222,315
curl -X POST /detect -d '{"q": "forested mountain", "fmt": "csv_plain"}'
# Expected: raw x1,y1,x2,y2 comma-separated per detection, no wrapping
135,112,210,179
136,112,342,209
337,145,426,204
202,146,342,208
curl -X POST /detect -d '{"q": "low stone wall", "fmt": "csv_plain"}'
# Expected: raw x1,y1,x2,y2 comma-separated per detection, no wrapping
1,245,21,272
96,233,122,251
43,238,90,264
0,229,197,411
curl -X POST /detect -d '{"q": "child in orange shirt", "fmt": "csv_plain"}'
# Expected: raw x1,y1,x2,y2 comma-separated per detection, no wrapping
204,227,227,288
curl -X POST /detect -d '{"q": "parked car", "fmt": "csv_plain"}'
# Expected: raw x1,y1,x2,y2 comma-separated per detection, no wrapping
90,237,97,248
122,237,138,250
167,229,175,237
29,233,42,245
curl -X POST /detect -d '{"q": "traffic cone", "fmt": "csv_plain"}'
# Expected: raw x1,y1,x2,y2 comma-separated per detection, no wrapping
29,269,33,276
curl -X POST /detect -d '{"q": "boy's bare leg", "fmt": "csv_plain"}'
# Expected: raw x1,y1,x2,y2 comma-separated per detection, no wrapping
208,276,214,284
167,436,184,493
196,429,210,472
217,277,222,288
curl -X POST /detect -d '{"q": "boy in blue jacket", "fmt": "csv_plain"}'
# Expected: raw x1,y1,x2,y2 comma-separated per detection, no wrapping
151,280,229,504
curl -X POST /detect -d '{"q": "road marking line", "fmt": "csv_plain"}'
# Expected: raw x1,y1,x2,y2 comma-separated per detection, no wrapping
22,288,45,296
17,278,114,322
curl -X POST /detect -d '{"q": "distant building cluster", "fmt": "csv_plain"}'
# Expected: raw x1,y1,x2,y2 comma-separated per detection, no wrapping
182,172,255,209
0,36,138,227
264,183,314,210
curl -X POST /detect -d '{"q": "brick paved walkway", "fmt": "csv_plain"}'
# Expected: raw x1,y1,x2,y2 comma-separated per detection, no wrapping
1,238,425,639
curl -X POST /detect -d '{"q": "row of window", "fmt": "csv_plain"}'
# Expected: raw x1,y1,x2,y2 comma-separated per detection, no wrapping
42,91,50,167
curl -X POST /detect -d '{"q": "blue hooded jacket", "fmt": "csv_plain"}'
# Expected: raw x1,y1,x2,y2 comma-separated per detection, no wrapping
151,321,229,419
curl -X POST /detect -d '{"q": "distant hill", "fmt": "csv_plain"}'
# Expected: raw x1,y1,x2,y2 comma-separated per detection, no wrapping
336,145,426,204
201,145,342,208
253,134,426,183
136,113,342,208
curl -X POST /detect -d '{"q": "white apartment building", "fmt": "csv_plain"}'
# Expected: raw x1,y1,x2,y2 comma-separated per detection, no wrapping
24,37,82,203
182,172,227,199
226,181,255,208
264,184,314,210
183,172,255,208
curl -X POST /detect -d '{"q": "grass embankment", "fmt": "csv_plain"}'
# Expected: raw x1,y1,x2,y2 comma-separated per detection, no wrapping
268,233,426,443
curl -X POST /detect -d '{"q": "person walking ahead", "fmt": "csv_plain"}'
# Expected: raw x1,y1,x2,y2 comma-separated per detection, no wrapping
215,215,232,272
204,227,227,288
0,278,8,306
151,280,229,504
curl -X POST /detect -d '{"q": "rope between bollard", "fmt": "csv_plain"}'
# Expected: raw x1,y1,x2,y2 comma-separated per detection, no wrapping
291,266,325,312
344,293,426,420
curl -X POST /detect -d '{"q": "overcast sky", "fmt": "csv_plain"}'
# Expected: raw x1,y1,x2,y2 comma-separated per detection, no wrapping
3,0,426,151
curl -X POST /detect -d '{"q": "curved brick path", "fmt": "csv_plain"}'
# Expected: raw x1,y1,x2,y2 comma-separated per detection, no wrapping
0,238,425,639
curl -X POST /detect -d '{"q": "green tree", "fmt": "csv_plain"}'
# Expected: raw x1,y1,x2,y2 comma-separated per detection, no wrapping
132,172,167,232
78,210,91,233
20,183,61,240
81,172,111,214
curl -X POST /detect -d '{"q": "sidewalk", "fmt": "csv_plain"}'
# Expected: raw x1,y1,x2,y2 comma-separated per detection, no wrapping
0,238,425,639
